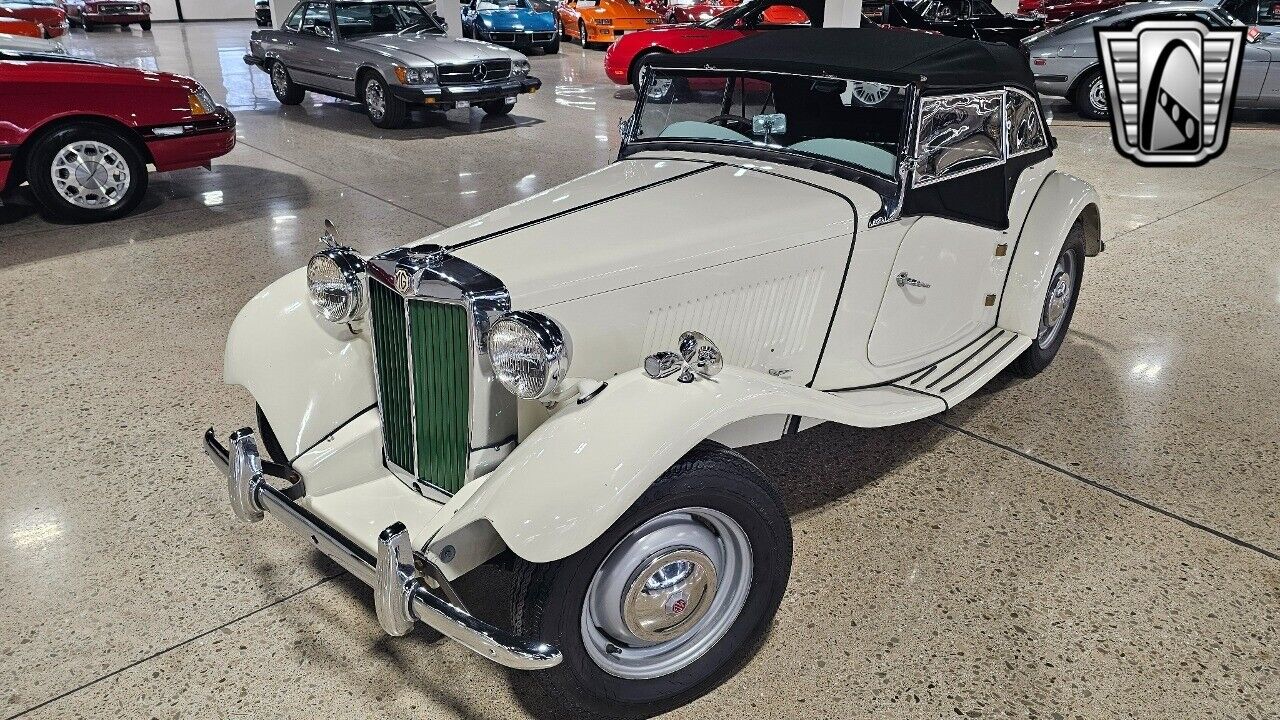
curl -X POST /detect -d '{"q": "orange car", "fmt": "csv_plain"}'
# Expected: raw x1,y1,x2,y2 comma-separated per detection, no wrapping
557,0,662,47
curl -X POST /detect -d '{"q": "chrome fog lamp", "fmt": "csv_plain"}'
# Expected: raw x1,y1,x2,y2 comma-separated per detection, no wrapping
488,310,572,401
307,247,367,323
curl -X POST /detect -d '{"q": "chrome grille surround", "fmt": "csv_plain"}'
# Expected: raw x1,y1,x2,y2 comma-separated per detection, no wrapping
366,246,518,499
437,60,513,86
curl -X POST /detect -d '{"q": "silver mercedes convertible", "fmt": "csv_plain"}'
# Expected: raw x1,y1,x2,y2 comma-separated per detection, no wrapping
245,0,542,127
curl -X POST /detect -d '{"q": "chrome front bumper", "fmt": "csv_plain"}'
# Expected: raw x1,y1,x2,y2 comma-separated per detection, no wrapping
203,428,561,670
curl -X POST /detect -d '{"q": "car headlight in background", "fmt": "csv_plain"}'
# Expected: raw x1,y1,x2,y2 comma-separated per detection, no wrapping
595,18,612,25
488,310,572,401
394,65,437,85
513,59,530,76
645,17,661,24
188,84,217,115
307,247,367,323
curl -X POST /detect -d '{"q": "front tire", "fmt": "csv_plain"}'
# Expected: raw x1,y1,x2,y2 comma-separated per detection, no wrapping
269,61,305,105
362,73,407,129
480,99,514,116
1009,222,1085,377
545,34,560,53
140,19,151,30
1074,68,1108,120
512,443,792,719
26,123,148,222
82,20,95,31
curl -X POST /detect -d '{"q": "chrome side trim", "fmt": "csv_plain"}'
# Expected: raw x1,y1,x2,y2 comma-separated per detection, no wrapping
206,428,560,670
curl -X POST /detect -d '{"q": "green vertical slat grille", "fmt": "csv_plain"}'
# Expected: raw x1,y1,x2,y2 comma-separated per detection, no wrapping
369,279,471,494
409,300,470,494
369,279,414,474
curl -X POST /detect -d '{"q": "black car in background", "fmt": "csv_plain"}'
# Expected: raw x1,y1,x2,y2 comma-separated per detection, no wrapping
254,0,270,25
882,0,1044,44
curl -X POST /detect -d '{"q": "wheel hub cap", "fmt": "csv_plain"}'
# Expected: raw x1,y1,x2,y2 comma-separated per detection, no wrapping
622,549,718,643
1090,78,1107,111
50,140,130,209
367,80,385,119
581,508,753,680
1044,275,1069,327
1037,251,1076,348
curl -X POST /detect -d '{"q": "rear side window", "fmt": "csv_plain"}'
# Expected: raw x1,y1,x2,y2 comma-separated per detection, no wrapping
1005,89,1047,157
284,1,305,29
301,2,332,34
913,91,1005,187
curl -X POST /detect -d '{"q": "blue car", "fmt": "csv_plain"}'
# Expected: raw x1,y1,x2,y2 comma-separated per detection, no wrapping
462,0,561,53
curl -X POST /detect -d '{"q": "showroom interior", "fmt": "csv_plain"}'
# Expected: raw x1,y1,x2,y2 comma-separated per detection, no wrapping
1,0,1278,716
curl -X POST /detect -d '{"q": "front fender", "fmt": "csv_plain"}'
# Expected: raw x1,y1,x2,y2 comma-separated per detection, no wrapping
427,366,909,565
998,171,1101,338
224,268,376,460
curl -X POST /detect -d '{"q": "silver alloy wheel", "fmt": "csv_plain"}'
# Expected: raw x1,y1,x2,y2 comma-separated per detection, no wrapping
581,507,753,680
49,140,131,209
850,81,891,106
271,62,288,96
1089,76,1107,114
1037,249,1077,349
366,78,386,121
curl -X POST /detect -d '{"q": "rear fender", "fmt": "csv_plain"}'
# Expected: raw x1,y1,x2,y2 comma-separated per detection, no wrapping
224,268,377,460
998,171,1101,337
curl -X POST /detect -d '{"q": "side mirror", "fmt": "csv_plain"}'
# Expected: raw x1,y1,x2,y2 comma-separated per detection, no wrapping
1246,25,1263,43
314,22,332,37
759,4,808,25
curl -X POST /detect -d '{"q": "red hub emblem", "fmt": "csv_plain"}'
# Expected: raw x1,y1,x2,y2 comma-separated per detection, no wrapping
670,598,687,615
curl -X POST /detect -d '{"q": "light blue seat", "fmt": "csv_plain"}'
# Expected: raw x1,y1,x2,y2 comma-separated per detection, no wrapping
787,138,897,176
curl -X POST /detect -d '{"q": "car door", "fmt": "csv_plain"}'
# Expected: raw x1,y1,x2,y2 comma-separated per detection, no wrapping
262,1,304,65
291,1,340,91
867,90,1020,368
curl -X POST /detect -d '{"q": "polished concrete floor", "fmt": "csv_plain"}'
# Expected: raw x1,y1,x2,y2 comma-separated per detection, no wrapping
2,20,1278,720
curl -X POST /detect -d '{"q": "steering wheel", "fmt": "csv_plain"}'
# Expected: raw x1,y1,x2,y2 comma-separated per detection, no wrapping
705,114,754,133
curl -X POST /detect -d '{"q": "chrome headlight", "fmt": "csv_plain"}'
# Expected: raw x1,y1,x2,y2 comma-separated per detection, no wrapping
307,247,366,323
488,310,572,400
512,58,530,76
394,65,437,85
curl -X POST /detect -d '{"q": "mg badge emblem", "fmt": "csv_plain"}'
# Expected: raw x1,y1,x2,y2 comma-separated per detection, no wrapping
670,597,687,615
394,268,412,294
1095,20,1246,167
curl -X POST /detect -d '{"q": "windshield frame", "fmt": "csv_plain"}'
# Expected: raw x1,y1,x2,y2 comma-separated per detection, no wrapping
621,66,913,215
332,0,445,38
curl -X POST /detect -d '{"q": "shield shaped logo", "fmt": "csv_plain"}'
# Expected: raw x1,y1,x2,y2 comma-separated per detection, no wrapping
1095,20,1246,167
394,268,412,294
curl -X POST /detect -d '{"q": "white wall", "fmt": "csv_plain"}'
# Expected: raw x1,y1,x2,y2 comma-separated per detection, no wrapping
150,0,179,21
181,0,255,20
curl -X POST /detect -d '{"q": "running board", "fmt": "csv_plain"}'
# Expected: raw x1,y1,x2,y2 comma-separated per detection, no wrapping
895,328,1032,410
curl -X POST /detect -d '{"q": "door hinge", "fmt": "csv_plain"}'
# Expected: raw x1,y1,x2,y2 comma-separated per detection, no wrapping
994,243,1008,257
984,294,997,306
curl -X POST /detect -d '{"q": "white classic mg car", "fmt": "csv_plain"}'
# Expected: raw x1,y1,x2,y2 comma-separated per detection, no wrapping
205,28,1103,718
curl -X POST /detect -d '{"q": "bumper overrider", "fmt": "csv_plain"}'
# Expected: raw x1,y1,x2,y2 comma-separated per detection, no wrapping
203,427,561,670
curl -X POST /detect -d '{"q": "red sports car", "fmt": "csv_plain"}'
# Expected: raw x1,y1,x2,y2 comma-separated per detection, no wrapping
603,0,830,91
0,51,236,222
64,0,152,31
663,0,740,24
1018,0,1128,23
0,0,68,37
0,7,46,36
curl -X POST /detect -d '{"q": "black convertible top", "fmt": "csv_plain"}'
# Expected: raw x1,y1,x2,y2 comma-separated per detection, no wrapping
644,28,1037,93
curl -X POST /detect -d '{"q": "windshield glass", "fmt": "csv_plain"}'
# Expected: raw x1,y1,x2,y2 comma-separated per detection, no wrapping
703,0,809,27
630,70,906,178
334,1,441,36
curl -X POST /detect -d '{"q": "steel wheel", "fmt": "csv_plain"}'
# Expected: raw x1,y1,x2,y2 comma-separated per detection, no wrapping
580,507,753,680
365,78,386,122
1037,248,1077,349
49,140,131,209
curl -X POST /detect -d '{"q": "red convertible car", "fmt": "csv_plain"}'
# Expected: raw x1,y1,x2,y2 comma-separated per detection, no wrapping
0,0,68,37
0,52,236,222
0,7,46,36
64,0,152,31
604,0,818,90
